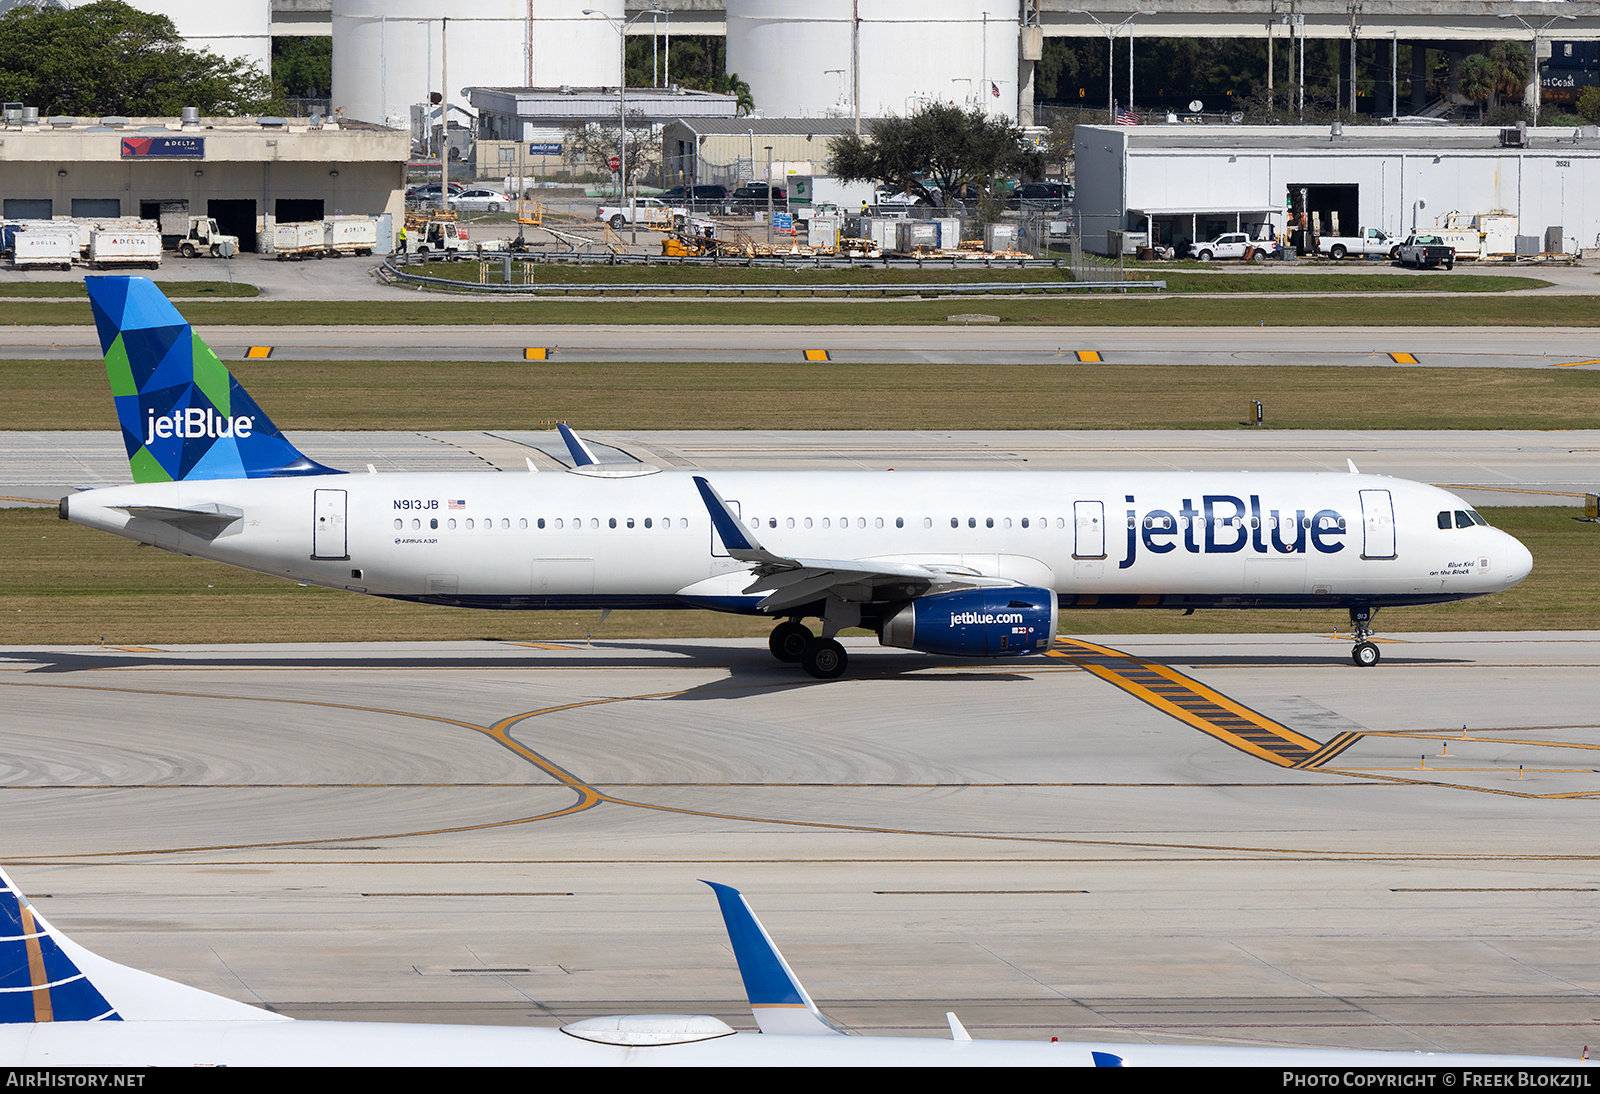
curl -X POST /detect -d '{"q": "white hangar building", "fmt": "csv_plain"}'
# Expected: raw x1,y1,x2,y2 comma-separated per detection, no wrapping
1074,124,1600,257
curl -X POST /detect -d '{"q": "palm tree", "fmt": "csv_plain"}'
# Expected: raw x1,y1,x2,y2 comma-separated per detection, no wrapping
1458,53,1495,121
1487,39,1531,116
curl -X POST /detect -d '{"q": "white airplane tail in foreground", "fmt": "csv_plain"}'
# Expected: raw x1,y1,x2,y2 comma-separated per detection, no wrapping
0,868,1585,1068
62,277,1534,679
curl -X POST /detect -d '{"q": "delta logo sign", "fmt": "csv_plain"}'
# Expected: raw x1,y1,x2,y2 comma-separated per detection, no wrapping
121,136,205,159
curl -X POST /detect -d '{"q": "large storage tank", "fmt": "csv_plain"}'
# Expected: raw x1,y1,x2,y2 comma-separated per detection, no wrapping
82,0,272,74
727,0,1020,122
332,0,621,129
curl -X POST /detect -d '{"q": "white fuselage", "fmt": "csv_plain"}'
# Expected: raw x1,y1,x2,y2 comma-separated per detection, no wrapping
0,1020,1579,1068
63,469,1532,619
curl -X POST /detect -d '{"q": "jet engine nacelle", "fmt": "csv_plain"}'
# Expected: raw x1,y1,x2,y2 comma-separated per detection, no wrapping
879,587,1058,657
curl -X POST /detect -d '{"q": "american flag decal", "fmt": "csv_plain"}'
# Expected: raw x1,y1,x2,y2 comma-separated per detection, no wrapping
448,499,466,509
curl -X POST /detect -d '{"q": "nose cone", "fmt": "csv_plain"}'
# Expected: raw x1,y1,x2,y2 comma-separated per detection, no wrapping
1502,531,1533,588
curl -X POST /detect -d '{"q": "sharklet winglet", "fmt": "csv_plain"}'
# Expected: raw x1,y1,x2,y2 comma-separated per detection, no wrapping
700,881,842,1037
556,423,600,467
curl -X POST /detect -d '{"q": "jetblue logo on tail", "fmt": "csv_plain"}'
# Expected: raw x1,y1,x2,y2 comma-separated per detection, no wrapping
85,276,339,483
146,408,255,444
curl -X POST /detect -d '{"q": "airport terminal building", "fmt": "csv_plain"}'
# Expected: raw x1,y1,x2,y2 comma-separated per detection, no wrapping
0,114,408,252
1075,123,1600,257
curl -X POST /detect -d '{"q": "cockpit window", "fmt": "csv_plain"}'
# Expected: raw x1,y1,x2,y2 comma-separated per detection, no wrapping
1454,510,1474,529
1468,510,1489,527
1437,511,1451,530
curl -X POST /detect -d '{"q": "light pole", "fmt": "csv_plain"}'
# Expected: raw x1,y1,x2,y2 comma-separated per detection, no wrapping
1069,9,1157,123
1498,11,1576,128
583,7,665,244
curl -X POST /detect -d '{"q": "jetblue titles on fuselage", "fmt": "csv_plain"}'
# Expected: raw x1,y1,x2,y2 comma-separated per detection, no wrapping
1118,493,1345,570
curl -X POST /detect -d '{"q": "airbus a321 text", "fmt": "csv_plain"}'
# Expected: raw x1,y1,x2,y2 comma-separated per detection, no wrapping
62,277,1533,678
0,867,1584,1067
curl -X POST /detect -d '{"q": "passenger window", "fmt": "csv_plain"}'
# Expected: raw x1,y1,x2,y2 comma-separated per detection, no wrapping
626,518,634,529
537,518,545,529
520,518,528,529
985,517,994,528
430,518,438,529
875,517,883,529
448,519,456,530
465,518,475,529
951,517,958,528
968,517,976,528
769,518,777,529
786,517,795,528
1022,517,1030,529
393,518,402,530
896,517,904,528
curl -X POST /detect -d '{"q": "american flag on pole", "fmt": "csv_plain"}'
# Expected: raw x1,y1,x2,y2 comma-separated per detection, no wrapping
991,81,1000,98
1115,108,1141,126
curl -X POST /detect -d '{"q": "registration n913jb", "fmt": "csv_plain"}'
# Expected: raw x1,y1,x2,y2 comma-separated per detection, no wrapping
61,277,1532,679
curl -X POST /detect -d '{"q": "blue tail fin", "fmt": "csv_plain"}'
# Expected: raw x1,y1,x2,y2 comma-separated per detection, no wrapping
0,869,120,1022
701,881,841,1037
85,276,339,483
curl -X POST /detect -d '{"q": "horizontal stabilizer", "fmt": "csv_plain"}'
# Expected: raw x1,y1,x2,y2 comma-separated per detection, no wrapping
113,502,243,540
701,881,842,1037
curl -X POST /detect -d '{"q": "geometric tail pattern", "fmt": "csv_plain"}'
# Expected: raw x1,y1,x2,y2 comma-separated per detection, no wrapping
0,870,120,1023
85,275,340,482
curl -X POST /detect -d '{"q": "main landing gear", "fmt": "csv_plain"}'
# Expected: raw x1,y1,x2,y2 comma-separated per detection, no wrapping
767,619,848,680
1349,606,1380,667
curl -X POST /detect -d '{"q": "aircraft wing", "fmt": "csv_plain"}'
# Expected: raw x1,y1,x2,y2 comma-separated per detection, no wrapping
693,476,1016,612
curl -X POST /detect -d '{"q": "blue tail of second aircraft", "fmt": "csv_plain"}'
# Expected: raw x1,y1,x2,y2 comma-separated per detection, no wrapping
85,276,339,483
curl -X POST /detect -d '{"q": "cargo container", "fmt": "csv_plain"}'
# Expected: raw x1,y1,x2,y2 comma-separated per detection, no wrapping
324,216,377,256
894,220,938,253
88,229,162,269
270,221,326,260
12,231,74,269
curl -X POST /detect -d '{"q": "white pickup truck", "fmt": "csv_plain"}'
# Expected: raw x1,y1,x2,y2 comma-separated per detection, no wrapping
1191,232,1277,261
1317,227,1399,260
595,197,690,231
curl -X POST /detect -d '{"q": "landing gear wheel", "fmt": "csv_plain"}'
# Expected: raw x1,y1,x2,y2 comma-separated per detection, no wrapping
768,620,812,663
1352,641,1380,667
800,637,847,680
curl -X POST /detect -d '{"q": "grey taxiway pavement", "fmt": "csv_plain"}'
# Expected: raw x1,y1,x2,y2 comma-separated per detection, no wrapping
1,633,1596,1055
4,322,1600,368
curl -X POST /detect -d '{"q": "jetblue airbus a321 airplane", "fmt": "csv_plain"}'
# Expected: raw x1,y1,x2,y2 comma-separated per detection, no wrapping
0,867,1583,1067
62,277,1533,679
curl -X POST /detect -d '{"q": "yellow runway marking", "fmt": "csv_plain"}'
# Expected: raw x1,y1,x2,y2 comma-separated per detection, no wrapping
1388,352,1418,364
803,349,830,362
0,496,53,505
1433,484,1593,499
502,641,578,650
1075,350,1102,362
1047,638,1324,768
1554,359,1600,368
243,346,272,359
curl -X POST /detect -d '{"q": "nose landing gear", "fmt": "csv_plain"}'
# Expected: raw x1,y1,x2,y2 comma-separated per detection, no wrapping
1349,606,1381,667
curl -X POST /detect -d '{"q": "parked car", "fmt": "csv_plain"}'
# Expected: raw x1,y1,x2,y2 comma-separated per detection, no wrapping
657,184,729,210
731,183,787,211
1006,181,1072,211
1395,233,1455,269
448,187,512,212
1191,232,1277,261
406,182,464,202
